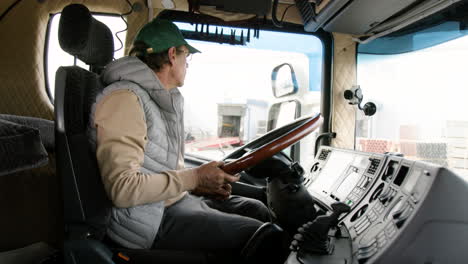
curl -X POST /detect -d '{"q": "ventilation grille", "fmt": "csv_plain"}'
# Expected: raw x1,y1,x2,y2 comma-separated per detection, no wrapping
367,158,381,175
318,149,331,160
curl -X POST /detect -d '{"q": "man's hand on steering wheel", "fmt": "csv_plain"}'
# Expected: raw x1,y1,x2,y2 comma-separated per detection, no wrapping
191,114,323,200
193,161,239,199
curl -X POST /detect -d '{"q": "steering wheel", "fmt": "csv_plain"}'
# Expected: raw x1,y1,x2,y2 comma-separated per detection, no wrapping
220,113,323,175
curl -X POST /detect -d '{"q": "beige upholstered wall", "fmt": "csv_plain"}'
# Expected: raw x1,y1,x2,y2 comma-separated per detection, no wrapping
0,0,146,120
125,6,153,55
331,33,357,149
0,1,148,250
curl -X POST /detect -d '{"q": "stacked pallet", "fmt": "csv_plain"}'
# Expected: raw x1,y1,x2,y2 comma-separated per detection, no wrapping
446,120,468,177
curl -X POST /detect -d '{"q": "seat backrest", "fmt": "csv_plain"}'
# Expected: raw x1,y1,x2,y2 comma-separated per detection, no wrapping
54,4,114,239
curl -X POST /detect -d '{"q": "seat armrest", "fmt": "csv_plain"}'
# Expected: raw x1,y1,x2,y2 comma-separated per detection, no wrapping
64,239,114,264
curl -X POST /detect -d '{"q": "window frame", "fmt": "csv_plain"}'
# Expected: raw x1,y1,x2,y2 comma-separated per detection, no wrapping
44,12,126,103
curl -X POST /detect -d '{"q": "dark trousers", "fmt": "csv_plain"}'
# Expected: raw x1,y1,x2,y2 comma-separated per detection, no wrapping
152,194,271,250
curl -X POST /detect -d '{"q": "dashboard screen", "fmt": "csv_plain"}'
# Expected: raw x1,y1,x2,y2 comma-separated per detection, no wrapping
334,166,361,199
308,150,354,196
308,149,372,205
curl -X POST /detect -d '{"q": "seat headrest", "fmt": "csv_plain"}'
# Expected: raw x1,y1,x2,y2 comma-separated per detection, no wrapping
59,4,114,68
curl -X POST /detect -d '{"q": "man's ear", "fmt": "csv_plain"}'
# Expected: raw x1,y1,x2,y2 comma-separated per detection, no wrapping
168,47,177,65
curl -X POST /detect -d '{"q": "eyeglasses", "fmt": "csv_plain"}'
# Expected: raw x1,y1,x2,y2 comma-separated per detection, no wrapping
177,49,192,62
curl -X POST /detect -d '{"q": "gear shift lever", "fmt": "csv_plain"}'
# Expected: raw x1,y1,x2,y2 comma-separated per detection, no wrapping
290,202,350,255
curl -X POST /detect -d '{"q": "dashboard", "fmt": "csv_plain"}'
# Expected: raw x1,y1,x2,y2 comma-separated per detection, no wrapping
286,146,468,264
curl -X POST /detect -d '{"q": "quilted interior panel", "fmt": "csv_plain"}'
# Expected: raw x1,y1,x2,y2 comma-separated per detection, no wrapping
0,0,138,120
0,0,134,251
331,33,357,149
125,7,151,55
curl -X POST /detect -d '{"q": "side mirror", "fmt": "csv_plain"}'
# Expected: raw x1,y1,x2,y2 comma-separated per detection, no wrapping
271,63,299,98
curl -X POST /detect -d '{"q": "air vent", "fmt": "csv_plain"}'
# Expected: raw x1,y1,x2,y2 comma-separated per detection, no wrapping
318,149,331,160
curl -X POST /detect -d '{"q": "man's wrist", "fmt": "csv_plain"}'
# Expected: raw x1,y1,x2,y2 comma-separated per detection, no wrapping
172,167,199,191
188,167,200,189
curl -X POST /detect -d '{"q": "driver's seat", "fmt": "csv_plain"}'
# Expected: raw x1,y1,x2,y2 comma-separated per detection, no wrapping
54,4,220,263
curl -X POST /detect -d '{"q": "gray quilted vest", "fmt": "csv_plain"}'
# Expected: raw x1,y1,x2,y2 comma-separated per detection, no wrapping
88,56,184,249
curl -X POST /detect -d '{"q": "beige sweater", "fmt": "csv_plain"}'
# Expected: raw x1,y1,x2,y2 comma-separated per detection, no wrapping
93,89,198,207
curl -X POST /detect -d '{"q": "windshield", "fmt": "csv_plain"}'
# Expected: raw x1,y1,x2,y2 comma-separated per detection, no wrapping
177,22,323,168
357,35,468,177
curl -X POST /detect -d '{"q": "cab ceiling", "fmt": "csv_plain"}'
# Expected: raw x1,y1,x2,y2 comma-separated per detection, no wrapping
150,0,463,40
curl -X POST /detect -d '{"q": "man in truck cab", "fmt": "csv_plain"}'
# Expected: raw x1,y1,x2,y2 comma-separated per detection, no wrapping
88,18,283,261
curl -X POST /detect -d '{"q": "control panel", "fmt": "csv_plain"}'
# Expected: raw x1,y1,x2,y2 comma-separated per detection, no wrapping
305,147,386,210
286,146,468,264
340,156,428,263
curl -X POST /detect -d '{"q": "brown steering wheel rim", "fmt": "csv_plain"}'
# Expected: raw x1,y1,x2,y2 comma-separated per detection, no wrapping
220,114,323,175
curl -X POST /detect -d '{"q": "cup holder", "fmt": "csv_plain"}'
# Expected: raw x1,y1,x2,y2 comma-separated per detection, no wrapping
350,204,368,222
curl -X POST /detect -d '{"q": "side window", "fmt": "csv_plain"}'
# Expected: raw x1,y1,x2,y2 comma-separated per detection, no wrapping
45,14,127,100
179,23,323,172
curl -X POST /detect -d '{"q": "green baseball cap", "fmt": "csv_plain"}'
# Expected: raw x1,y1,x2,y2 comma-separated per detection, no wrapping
134,18,200,54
